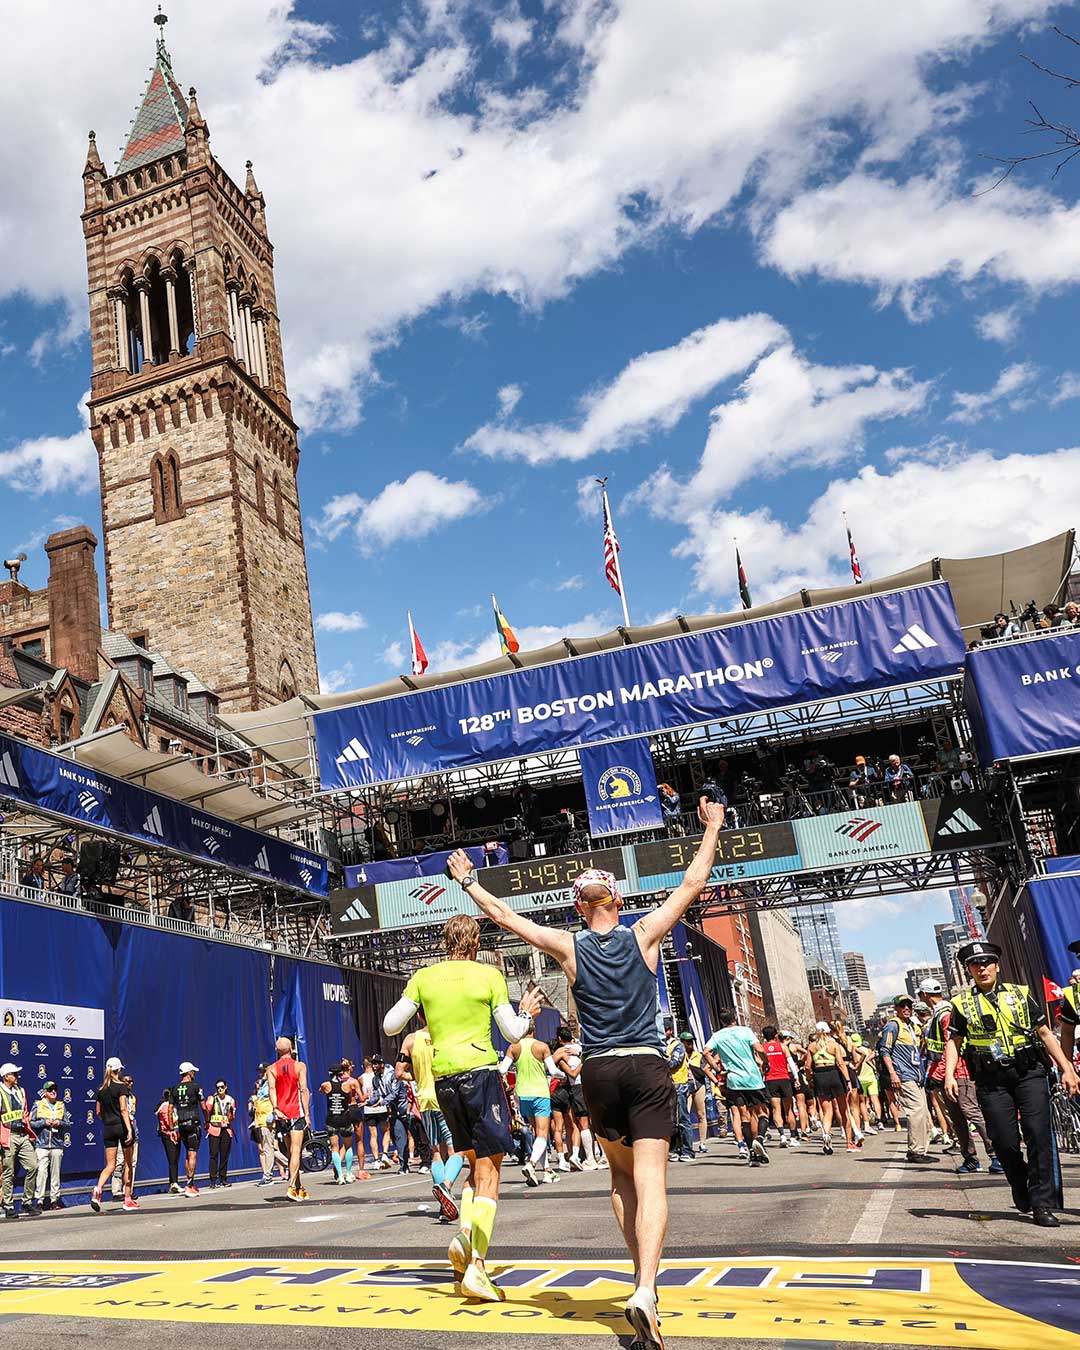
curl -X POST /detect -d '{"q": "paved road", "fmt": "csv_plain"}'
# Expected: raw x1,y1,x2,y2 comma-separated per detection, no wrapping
0,1135,1076,1349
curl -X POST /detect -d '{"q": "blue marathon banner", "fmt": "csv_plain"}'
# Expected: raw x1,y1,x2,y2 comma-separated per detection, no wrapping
344,842,507,891
0,732,328,896
314,583,964,789
580,738,663,836
1026,874,1080,987
965,628,1080,762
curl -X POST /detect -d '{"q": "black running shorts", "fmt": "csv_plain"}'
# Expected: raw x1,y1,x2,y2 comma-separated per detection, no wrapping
435,1067,514,1159
178,1123,202,1151
726,1087,770,1109
766,1078,794,1100
580,1052,676,1146
569,1084,588,1117
325,1113,354,1135
551,1083,572,1114
813,1067,849,1100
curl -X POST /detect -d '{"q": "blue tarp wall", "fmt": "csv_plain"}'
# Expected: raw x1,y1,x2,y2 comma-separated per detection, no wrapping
0,895,364,1177
1027,874,1080,988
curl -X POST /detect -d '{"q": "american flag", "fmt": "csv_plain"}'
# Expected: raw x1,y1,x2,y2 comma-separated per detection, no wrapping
602,491,621,595
847,521,863,584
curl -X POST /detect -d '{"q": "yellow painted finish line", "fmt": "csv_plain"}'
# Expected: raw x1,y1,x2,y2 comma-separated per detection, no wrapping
0,1257,1077,1346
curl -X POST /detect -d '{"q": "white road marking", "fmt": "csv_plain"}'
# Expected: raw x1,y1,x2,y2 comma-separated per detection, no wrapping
296,1215,341,1223
848,1148,907,1245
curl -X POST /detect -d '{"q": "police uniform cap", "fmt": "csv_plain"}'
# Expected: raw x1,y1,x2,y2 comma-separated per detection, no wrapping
956,939,1001,966
1068,938,1080,957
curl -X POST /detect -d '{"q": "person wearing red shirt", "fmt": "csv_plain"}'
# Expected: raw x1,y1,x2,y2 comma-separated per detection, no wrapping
266,1036,311,1201
760,1024,799,1147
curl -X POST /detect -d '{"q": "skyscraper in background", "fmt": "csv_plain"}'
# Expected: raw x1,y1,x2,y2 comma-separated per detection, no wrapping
949,886,986,939
792,903,847,991
935,921,968,994
844,951,871,990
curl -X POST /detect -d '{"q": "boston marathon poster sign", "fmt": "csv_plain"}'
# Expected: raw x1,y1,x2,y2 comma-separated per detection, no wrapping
580,738,663,836
315,583,964,789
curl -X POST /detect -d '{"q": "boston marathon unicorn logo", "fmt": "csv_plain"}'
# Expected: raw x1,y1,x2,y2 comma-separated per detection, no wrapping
598,765,641,802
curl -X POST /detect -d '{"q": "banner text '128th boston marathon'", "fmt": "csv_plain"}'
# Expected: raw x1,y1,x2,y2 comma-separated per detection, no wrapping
314,583,965,790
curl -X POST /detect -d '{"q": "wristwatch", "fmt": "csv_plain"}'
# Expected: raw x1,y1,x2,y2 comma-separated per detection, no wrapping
459,871,479,891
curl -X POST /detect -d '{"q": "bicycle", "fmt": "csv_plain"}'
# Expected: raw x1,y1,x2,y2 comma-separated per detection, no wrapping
1051,1085,1080,1155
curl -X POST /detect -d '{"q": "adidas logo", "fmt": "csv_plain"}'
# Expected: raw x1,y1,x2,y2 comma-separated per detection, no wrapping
341,897,371,923
939,807,981,836
892,623,938,654
406,735,424,747
336,737,370,765
254,847,270,871
299,867,314,886
0,751,18,789
78,790,99,814
142,805,164,836
203,836,221,855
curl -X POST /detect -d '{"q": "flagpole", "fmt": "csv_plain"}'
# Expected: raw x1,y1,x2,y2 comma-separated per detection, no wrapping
600,479,631,627
406,610,416,674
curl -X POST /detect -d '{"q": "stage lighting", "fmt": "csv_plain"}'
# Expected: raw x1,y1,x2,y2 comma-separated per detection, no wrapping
432,802,447,817
473,794,488,810
383,807,400,825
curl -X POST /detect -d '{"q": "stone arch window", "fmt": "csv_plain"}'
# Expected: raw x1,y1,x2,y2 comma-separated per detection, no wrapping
151,450,184,523
279,659,298,702
58,692,78,744
272,471,284,533
255,457,266,518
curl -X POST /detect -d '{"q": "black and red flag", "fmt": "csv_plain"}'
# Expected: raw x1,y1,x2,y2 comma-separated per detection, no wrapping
736,544,752,610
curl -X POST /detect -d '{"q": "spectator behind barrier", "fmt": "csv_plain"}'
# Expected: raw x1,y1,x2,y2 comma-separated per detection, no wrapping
883,754,915,803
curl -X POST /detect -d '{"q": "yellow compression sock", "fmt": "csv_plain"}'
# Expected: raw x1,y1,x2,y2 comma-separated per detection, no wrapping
459,1184,474,1236
471,1195,497,1260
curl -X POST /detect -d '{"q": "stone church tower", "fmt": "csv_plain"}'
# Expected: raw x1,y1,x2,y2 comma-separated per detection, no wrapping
81,13,318,711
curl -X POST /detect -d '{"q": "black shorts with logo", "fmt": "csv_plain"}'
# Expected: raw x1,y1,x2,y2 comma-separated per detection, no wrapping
766,1078,795,1100
435,1067,514,1159
177,1121,202,1151
581,1052,676,1146
325,1113,354,1135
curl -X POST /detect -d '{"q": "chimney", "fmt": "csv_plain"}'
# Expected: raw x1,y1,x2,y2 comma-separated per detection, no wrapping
45,526,101,683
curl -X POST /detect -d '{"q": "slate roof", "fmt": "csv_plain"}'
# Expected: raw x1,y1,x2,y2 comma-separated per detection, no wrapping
116,41,188,174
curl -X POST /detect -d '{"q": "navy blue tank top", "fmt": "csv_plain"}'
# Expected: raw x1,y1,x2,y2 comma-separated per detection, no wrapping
572,924,664,1058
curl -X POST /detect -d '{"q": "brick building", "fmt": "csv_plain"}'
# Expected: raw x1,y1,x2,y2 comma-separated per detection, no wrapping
80,16,318,711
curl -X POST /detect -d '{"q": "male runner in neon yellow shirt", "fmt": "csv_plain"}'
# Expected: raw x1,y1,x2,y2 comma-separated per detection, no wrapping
384,912,541,1302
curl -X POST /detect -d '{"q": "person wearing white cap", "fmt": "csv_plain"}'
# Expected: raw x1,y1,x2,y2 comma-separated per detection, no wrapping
0,1062,39,1218
920,977,998,1175
169,1062,204,1198
91,1059,137,1213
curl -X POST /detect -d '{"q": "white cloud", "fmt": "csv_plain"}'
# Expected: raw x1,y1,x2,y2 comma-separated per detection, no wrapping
319,661,356,695
311,470,486,552
947,361,1037,424
424,610,614,672
497,383,523,417
492,12,533,56
1,1,1052,428
1052,372,1080,406
315,610,368,633
975,306,1020,344
764,166,1080,316
640,343,929,515
0,391,96,494
669,444,1080,604
465,315,785,463
555,575,584,591
380,639,406,669
866,951,938,1004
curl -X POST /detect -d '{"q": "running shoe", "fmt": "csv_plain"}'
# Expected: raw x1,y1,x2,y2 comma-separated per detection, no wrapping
22,1204,41,1217
788,1135,801,1148
989,1158,1005,1175
751,1139,769,1166
285,1187,303,1202
169,1183,181,1195
418,1165,430,1175
677,1154,694,1163
624,1286,664,1349
748,1156,760,1168
846,1142,860,1153
863,1124,876,1135
929,1127,944,1145
542,1171,560,1183
51,1196,65,1209
122,1197,140,1211
343,1172,355,1183
299,1187,310,1199
461,1264,505,1302
522,1162,540,1187
89,1189,102,1212
557,1157,570,1172
256,1177,274,1187
696,1142,708,1154
433,1181,460,1221
568,1155,584,1171
779,1133,789,1148
595,1155,609,1169
942,1137,959,1153
448,1230,472,1278
958,1158,983,1173
822,1139,834,1155
581,1158,600,1170
668,1151,679,1162
184,1184,199,1197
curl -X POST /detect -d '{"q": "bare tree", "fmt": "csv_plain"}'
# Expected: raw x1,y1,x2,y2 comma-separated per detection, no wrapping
983,27,1080,191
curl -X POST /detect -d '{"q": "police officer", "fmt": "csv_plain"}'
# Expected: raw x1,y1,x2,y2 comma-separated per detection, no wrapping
0,1064,40,1218
944,939,1079,1227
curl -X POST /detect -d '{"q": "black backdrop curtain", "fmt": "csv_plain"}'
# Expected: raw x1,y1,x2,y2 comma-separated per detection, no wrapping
685,925,734,1027
344,966,408,1064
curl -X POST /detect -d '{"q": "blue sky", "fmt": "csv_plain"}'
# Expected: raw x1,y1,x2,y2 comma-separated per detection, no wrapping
2,1,1078,986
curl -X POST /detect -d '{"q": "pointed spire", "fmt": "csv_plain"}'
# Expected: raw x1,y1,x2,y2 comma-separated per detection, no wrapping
184,85,210,167
244,159,259,195
185,85,207,134
115,12,188,174
83,130,103,175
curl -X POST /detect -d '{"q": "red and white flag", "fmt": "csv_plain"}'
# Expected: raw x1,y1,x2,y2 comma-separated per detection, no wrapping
1045,975,1064,1004
602,491,621,596
846,517,863,584
407,611,428,676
